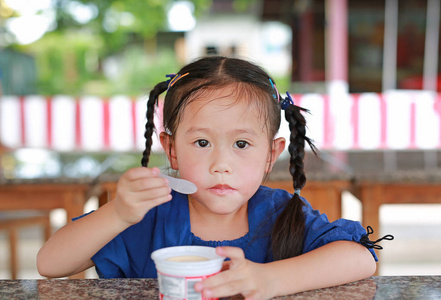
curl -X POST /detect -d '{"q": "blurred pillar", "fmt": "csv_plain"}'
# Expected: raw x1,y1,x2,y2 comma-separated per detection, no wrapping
423,0,440,169
291,1,315,82
0,68,5,157
325,0,348,95
381,0,399,171
298,9,314,81
325,1,348,163
423,0,440,92
382,0,398,92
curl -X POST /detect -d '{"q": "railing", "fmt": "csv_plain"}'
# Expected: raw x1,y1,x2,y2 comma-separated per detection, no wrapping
1,91,441,152
0,95,162,152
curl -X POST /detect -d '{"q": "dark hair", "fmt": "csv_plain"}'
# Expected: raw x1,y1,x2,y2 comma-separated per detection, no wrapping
141,56,317,261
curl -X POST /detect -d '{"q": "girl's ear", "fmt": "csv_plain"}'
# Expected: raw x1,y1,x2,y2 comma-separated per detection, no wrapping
266,137,286,173
159,132,179,170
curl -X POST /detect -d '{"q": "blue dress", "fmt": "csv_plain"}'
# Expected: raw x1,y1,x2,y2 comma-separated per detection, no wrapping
83,186,377,278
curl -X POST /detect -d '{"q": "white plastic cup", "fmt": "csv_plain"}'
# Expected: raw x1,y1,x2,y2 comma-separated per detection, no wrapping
151,246,225,300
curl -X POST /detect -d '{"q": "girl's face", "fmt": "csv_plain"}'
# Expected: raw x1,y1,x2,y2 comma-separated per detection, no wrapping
161,87,285,217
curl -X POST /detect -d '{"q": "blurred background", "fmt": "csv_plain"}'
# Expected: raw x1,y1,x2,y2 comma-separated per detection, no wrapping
0,0,441,279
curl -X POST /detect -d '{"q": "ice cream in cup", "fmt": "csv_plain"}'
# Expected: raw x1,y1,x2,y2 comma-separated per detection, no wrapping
151,246,225,300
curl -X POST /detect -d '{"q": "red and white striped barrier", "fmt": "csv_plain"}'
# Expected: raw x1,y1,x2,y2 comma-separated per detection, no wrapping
0,95,164,152
275,90,441,150
1,91,441,152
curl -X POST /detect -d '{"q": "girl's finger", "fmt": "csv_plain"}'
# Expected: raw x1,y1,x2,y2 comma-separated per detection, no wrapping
196,248,247,292
137,193,173,208
122,167,160,181
195,262,239,292
133,186,172,202
127,177,169,192
216,246,245,259
216,246,245,269
200,278,251,300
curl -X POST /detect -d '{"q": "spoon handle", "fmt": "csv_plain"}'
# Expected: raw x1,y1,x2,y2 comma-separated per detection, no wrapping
159,173,198,194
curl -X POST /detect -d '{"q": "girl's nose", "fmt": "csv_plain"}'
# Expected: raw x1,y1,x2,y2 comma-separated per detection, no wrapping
209,149,232,174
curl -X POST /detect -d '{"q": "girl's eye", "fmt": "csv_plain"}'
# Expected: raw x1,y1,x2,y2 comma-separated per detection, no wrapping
195,139,210,147
235,140,249,149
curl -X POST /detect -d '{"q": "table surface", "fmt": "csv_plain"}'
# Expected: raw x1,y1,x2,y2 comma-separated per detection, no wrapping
1,276,440,299
0,178,93,219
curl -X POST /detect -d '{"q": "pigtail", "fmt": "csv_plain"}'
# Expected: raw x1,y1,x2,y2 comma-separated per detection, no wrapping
271,101,317,261
141,81,169,167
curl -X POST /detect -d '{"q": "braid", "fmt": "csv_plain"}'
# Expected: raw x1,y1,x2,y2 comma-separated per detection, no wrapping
141,81,168,167
286,105,317,188
271,103,317,260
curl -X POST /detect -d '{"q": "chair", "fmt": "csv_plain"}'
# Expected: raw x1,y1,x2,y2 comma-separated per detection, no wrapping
0,210,51,279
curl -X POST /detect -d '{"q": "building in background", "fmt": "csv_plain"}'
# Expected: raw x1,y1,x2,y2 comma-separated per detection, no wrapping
260,0,439,94
185,0,292,77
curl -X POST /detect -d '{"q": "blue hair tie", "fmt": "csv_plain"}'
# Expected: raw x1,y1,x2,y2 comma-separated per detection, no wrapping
166,73,189,92
166,73,176,81
280,92,294,110
294,188,301,195
269,78,280,100
269,79,294,110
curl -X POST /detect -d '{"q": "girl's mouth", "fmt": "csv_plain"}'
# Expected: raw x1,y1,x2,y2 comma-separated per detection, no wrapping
209,184,236,196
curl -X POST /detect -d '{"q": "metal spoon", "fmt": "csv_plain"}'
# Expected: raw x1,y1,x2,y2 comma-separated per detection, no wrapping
159,173,197,194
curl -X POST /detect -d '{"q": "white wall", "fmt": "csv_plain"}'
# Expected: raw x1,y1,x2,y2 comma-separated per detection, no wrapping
185,15,291,76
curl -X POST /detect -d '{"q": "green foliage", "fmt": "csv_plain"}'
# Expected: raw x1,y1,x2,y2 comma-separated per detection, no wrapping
108,47,181,96
26,0,209,96
32,32,180,96
54,0,213,56
82,46,181,97
31,31,103,95
232,0,256,11
24,0,259,96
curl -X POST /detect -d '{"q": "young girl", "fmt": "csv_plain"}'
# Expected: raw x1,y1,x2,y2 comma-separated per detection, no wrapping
38,56,388,300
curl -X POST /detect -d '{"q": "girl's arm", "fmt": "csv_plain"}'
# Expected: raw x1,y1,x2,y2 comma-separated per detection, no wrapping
37,201,128,278
195,241,376,300
37,167,172,278
266,241,376,297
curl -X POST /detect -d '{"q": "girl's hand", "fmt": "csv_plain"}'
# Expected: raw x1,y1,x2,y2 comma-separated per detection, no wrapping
114,167,172,226
194,247,276,300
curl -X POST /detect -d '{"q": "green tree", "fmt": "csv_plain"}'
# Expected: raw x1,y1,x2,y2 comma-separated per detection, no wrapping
31,31,103,95
32,0,217,95
52,0,214,56
15,0,258,96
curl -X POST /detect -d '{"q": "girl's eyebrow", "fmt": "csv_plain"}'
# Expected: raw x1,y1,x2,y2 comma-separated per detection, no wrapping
184,127,208,134
234,129,259,136
185,127,259,136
